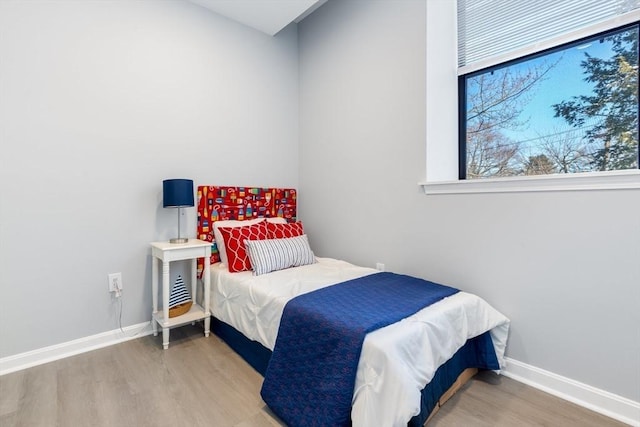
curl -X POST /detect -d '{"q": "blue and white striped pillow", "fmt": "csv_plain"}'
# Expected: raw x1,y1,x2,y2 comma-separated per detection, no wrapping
244,234,316,276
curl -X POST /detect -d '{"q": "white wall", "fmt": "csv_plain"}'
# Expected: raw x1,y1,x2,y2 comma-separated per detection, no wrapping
298,0,640,403
0,0,298,357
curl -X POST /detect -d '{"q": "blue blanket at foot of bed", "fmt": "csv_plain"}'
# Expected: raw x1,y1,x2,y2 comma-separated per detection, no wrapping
260,272,459,427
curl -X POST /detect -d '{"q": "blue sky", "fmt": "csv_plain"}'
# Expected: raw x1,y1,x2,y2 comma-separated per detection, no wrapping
493,32,627,155
513,39,613,144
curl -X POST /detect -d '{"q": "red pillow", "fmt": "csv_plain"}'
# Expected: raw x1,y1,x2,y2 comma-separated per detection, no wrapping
218,221,268,272
267,221,304,239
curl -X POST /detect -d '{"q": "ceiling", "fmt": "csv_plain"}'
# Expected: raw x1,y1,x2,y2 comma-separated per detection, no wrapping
187,0,328,36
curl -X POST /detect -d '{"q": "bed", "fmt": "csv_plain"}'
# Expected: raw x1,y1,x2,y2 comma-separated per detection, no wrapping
196,186,510,427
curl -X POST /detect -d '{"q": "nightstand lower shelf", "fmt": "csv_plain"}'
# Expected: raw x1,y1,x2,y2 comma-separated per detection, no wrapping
152,304,210,349
152,303,210,328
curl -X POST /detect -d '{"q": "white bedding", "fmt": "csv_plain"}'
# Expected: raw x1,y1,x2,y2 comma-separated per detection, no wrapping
210,257,510,427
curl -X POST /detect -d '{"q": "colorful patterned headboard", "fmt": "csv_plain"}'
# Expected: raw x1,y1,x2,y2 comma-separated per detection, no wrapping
196,186,297,274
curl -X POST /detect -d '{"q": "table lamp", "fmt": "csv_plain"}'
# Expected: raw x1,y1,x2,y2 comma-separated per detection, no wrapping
163,179,194,244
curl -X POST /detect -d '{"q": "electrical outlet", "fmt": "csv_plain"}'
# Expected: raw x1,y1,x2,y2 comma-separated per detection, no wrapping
108,272,123,292
376,263,385,272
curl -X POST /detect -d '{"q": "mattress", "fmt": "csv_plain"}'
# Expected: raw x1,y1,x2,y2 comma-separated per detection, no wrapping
209,257,510,427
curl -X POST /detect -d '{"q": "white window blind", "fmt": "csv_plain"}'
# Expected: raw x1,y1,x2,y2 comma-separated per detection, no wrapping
457,0,640,74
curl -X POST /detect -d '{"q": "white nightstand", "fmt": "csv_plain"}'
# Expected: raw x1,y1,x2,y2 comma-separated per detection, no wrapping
150,239,211,349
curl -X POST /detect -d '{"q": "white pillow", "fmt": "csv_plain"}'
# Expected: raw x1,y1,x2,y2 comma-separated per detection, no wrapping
213,217,287,266
244,234,316,276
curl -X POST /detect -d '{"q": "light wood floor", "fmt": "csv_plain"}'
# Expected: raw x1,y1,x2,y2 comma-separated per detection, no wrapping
0,324,627,427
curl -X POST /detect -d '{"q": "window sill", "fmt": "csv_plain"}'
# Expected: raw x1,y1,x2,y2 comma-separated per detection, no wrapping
419,170,640,195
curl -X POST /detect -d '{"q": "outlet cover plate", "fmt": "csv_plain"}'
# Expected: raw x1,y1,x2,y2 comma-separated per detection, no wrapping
108,272,122,292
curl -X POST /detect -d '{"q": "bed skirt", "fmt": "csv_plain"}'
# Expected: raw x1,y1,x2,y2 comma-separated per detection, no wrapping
211,316,498,426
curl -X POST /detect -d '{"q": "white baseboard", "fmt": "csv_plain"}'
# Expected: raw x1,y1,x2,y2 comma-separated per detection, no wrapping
0,322,153,376
503,357,640,426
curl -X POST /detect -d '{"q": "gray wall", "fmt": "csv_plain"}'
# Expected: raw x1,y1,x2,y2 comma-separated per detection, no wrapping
0,0,298,357
298,0,640,401
2,0,638,406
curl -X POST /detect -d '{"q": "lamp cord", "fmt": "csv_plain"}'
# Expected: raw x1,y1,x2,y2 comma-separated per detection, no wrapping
116,294,147,339
118,294,124,333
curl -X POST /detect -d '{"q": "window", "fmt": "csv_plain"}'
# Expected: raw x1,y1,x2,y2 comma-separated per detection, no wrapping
459,23,639,179
422,1,640,193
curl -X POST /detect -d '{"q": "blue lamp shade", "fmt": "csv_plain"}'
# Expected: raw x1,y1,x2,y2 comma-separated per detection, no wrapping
163,179,194,208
